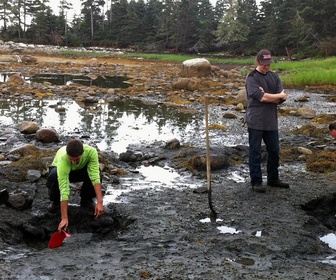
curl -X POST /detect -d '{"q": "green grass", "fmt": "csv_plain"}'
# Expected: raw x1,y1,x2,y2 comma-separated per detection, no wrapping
273,57,336,87
124,53,336,87
56,49,336,87
123,52,255,65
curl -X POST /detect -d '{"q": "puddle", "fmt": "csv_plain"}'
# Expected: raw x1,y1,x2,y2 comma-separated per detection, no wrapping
319,233,336,265
199,218,242,234
200,218,223,223
255,230,262,237
320,233,336,250
104,165,203,204
0,98,200,154
0,73,130,88
217,225,242,234
227,171,246,183
136,165,180,185
320,255,336,265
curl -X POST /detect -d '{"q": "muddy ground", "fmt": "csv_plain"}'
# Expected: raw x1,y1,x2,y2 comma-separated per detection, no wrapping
1,48,336,279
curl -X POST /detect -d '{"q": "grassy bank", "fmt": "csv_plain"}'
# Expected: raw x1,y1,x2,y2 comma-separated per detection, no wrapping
274,57,336,87
58,50,336,87
122,53,336,87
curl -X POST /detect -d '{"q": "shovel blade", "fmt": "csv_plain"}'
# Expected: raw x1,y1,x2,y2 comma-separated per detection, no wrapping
48,230,71,249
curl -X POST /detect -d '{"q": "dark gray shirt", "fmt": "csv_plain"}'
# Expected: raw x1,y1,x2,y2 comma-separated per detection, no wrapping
245,69,283,131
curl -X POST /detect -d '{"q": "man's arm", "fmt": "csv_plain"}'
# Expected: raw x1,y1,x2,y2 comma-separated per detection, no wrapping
58,200,69,232
93,183,104,219
259,87,288,103
260,91,288,103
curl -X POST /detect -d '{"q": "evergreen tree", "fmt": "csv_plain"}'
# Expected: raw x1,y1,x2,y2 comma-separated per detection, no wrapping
193,0,216,52
236,0,259,54
80,0,106,42
0,0,12,33
109,0,129,46
214,0,250,52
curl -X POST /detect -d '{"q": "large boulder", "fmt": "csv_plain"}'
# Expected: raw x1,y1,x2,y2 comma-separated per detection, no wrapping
7,73,25,85
181,58,211,77
86,58,99,67
18,121,39,134
9,144,40,157
21,55,37,64
35,128,59,143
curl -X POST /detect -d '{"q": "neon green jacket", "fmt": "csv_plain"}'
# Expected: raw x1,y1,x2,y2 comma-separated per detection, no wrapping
51,144,101,201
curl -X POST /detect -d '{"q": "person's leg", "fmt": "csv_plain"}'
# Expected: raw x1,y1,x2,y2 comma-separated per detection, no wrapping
46,167,60,202
69,166,96,200
264,130,289,188
248,128,263,185
263,130,279,182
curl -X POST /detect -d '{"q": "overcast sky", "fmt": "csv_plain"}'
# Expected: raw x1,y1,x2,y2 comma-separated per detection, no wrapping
50,0,227,15
50,0,260,20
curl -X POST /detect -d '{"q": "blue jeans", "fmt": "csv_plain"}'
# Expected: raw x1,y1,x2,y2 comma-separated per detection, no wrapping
248,128,279,185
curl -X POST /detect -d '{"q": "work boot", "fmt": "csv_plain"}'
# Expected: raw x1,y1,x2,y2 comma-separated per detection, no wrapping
251,182,266,193
267,180,290,189
48,201,60,213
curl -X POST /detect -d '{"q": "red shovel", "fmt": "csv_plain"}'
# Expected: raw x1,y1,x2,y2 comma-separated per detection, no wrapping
48,229,71,249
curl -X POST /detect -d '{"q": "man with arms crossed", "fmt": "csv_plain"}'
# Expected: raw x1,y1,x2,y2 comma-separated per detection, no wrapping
245,49,290,193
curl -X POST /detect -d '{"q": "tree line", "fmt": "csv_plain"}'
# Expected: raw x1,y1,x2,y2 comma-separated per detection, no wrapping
0,0,335,57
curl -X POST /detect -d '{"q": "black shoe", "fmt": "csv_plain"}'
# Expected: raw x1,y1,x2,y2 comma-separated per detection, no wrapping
48,201,60,213
80,198,95,208
267,180,290,189
252,182,266,193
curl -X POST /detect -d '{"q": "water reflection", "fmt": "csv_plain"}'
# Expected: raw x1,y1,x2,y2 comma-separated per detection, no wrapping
0,73,130,88
103,165,202,204
0,98,202,154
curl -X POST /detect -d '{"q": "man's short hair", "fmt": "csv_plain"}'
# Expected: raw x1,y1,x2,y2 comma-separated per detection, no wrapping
66,139,84,157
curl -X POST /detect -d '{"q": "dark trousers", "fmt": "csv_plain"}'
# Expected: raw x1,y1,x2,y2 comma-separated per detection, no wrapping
46,166,97,202
248,128,279,185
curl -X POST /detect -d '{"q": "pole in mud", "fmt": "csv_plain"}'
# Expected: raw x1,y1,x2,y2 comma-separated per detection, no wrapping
204,96,218,222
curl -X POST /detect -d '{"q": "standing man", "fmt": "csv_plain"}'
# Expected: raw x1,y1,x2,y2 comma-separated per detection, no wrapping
245,49,290,193
47,139,104,232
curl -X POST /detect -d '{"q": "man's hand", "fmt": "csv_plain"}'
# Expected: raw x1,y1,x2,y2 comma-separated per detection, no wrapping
93,183,104,219
58,218,69,232
94,201,104,219
279,90,288,100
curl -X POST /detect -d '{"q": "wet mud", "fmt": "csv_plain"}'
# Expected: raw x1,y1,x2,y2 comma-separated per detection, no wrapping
1,50,336,279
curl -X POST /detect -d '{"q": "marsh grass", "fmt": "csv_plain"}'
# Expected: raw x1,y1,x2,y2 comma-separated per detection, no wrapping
274,57,336,86
57,49,336,87
124,52,255,65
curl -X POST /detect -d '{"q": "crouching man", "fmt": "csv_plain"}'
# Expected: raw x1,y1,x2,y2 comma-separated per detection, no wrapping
46,139,104,232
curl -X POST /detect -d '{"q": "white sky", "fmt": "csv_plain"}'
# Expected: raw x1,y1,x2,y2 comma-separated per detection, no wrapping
50,0,230,15
50,0,260,20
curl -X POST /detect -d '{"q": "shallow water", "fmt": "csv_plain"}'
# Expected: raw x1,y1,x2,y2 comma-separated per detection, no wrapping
0,97,202,154
0,73,130,88
1,89,328,152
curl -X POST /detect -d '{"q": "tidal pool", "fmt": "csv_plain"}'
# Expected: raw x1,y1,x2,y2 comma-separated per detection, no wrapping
0,73,130,88
0,97,202,154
